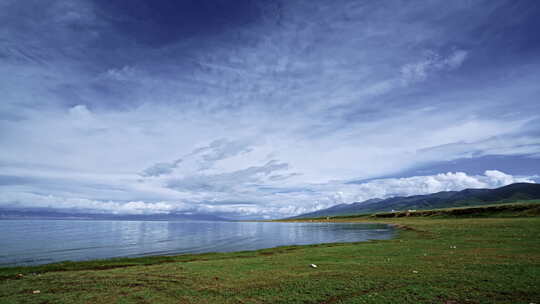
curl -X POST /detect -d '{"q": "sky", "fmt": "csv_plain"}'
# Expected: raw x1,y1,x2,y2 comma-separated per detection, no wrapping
1,0,539,219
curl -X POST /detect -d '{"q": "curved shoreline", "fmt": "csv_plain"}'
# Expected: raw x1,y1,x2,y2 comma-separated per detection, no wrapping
0,221,394,269
1,216,539,303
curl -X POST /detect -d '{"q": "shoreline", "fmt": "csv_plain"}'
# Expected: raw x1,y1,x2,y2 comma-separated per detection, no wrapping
0,220,394,270
2,212,539,303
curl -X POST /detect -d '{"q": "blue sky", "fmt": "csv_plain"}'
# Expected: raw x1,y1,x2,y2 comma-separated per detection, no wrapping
1,0,539,219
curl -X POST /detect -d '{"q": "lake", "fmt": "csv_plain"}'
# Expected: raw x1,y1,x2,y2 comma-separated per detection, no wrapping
0,220,394,266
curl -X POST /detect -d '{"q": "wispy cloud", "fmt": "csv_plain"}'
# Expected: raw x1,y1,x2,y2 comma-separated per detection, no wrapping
166,159,289,193
141,159,183,177
400,49,468,85
1,0,539,218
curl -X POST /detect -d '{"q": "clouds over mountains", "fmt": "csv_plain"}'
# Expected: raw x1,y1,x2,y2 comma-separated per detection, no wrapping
1,0,540,218
0,167,533,218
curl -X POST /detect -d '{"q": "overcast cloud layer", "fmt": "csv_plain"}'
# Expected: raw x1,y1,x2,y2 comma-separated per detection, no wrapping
1,0,539,219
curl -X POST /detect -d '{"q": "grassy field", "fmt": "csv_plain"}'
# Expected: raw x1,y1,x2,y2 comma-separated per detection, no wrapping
1,206,539,303
289,201,540,220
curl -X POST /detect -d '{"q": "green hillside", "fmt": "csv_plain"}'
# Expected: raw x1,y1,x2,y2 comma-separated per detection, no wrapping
293,182,540,218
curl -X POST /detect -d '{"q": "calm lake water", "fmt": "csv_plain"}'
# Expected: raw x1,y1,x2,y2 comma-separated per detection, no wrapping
0,220,393,266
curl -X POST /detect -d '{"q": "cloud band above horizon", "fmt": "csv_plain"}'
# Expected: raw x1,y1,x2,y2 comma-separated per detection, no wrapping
0,170,534,219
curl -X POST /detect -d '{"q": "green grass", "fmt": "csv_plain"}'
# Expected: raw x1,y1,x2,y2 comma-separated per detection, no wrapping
290,201,540,221
373,201,540,218
1,208,540,303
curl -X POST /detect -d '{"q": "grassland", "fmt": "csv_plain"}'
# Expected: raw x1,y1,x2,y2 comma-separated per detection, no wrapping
1,203,539,303
291,201,540,220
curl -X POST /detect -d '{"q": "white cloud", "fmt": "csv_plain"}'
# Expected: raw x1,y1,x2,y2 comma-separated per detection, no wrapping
445,49,468,69
400,49,468,85
335,170,534,203
1,1,539,220
0,192,176,215
102,66,140,82
0,170,534,218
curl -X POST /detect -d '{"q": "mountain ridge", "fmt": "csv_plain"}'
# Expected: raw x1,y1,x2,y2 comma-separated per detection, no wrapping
291,182,540,218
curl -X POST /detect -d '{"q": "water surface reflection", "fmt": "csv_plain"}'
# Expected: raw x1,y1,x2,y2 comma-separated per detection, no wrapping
0,220,394,266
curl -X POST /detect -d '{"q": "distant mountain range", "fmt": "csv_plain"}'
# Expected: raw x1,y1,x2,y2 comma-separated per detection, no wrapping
0,209,229,221
291,183,540,219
